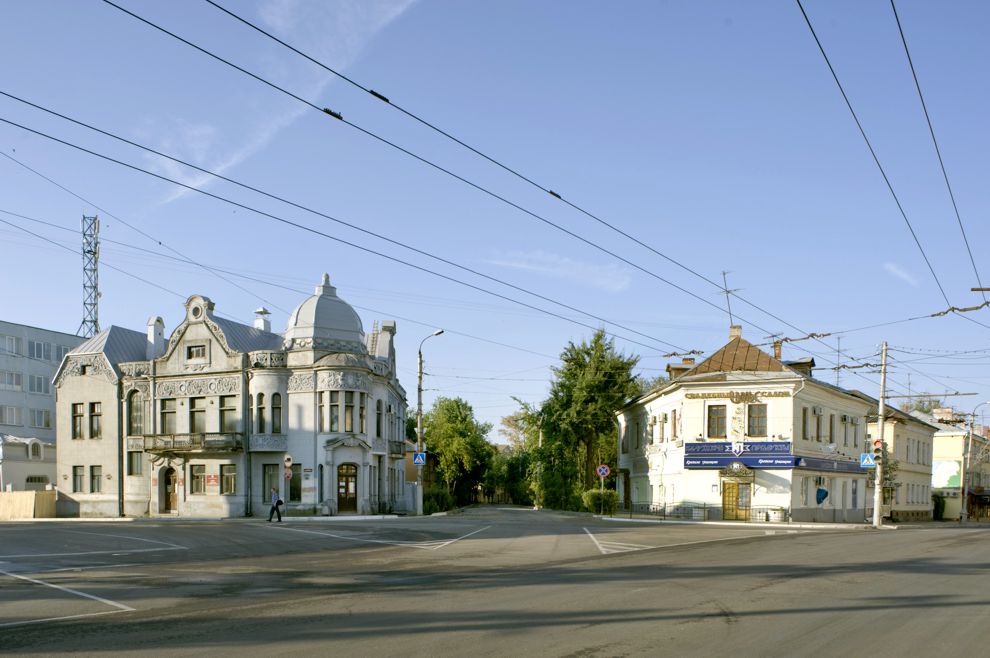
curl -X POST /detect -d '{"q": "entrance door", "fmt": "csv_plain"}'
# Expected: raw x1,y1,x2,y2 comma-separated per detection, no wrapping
338,464,357,513
722,481,751,521
163,467,177,512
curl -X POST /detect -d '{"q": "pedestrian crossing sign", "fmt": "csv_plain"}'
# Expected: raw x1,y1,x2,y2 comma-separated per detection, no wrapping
413,452,426,465
859,453,875,468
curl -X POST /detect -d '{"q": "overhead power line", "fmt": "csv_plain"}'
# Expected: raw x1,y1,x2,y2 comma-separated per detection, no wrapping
94,2,915,394
890,0,986,303
0,115,683,355
795,0,951,308
0,92,686,353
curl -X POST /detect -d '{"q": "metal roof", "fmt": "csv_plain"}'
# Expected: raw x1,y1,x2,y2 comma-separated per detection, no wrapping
212,316,283,353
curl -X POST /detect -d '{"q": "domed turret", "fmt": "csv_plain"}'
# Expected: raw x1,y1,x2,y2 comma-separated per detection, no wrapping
284,274,365,352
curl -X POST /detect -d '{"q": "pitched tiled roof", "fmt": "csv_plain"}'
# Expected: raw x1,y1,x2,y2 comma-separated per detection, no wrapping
685,336,788,375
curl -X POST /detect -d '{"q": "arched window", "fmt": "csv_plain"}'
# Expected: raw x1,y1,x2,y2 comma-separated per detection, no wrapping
30,442,41,459
128,390,144,436
376,399,383,438
271,393,282,434
256,393,266,434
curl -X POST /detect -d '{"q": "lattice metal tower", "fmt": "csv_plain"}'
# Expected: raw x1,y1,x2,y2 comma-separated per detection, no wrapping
77,215,100,338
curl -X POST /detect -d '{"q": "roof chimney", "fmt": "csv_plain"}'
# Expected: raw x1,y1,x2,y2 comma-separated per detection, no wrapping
773,340,782,361
932,407,957,423
254,307,271,332
666,357,696,381
729,324,742,340
146,316,165,360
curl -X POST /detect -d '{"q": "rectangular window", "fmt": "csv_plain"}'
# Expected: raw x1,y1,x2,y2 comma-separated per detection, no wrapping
0,370,23,391
29,408,51,429
127,451,143,476
29,340,52,361
815,415,822,443
707,405,726,438
56,344,70,361
128,395,144,436
359,393,366,434
72,465,84,492
262,463,280,501
747,404,767,437
843,419,849,446
829,414,835,443
90,465,102,493
271,394,282,434
671,410,678,438
72,403,84,438
289,464,302,502
635,420,642,449
1,335,22,355
0,405,22,426
28,375,51,395
344,391,354,432
658,414,666,441
186,345,207,360
802,407,809,441
89,402,102,439
330,391,340,431
221,464,237,495
318,392,326,432
220,395,238,433
160,398,176,434
189,464,206,494
189,397,206,434
621,425,628,453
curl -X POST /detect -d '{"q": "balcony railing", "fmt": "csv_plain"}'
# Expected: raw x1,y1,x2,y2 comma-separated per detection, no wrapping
143,433,243,454
388,440,406,456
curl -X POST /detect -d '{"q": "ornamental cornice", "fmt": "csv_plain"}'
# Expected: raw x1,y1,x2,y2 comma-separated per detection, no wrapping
249,351,287,368
287,373,315,392
323,435,372,451
120,362,151,378
55,354,117,387
317,370,371,391
155,376,240,397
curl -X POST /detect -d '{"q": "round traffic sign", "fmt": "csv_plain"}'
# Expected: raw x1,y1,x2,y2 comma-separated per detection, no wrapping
284,454,293,466
596,464,610,478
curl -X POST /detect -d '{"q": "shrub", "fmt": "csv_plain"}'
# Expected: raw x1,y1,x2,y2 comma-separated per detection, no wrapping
582,489,618,515
423,486,455,515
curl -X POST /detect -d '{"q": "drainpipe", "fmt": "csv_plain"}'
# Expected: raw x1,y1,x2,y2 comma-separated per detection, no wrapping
244,365,252,517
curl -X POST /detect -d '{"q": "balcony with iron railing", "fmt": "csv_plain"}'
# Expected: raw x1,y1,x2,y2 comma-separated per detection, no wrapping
389,440,406,456
143,433,244,454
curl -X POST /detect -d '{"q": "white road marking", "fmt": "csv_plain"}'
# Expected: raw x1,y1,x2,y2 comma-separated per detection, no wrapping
41,563,142,573
0,532,188,559
0,568,135,627
583,528,654,555
0,609,131,629
269,524,491,550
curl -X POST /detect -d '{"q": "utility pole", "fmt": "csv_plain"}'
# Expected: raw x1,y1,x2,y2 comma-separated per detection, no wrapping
873,341,887,529
77,215,100,338
416,329,443,515
961,401,990,523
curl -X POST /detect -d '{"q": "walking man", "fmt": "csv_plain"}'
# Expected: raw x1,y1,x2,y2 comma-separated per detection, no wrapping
268,486,282,522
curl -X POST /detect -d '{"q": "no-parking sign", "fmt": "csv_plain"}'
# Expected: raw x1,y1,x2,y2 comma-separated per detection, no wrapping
596,464,610,478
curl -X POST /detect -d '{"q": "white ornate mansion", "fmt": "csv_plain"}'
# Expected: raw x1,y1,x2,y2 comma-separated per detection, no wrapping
54,275,410,518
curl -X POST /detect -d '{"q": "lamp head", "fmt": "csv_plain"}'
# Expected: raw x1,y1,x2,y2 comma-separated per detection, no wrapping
433,329,444,337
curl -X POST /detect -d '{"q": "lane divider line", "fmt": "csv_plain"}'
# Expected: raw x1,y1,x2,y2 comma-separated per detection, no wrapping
0,568,136,616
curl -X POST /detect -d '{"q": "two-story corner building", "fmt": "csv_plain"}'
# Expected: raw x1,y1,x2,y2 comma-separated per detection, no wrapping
0,320,85,491
616,326,880,523
916,408,990,520
53,275,409,518
855,397,937,522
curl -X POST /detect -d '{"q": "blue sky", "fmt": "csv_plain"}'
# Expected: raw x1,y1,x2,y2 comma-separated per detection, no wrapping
3,1,990,437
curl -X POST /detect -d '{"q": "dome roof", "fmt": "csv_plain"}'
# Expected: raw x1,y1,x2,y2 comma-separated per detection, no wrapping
284,274,364,350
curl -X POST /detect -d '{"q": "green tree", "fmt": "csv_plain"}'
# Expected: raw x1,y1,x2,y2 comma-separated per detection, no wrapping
543,329,640,492
422,397,494,505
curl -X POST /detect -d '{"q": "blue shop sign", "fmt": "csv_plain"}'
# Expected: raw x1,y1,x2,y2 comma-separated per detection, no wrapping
684,441,794,469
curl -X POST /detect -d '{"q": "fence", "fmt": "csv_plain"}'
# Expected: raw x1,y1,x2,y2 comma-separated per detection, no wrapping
621,501,788,523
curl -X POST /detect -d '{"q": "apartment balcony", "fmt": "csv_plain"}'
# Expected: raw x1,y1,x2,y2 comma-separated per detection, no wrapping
389,440,406,457
143,433,243,455
248,434,288,453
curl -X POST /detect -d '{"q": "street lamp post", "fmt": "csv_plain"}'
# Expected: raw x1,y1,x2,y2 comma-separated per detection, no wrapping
416,329,444,515
961,400,989,523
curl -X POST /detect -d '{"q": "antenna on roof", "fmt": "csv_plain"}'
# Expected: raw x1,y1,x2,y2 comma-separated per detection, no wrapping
720,271,740,326
77,215,100,338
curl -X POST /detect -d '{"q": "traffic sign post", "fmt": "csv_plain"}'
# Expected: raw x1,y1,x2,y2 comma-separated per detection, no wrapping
596,464,610,515
413,452,426,466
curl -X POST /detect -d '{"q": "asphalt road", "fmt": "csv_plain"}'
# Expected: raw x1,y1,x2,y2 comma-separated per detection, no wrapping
1,508,988,656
